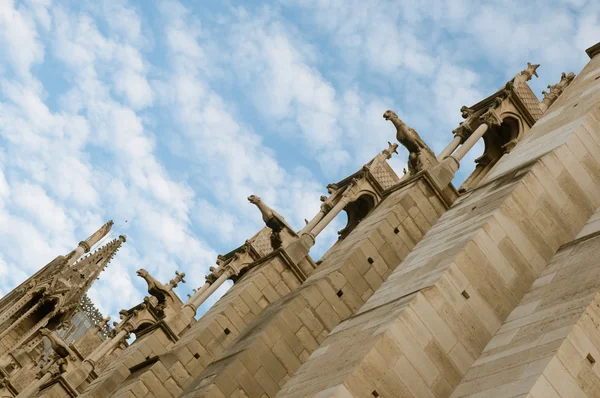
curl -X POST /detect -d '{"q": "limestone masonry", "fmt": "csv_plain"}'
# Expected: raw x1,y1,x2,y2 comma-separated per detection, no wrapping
2,42,600,397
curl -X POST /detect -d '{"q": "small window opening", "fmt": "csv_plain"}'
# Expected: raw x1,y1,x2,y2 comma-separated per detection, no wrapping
194,353,200,359
368,257,374,264
394,227,400,234
224,328,231,335
336,290,344,298
372,391,380,397
587,353,596,365
461,290,470,300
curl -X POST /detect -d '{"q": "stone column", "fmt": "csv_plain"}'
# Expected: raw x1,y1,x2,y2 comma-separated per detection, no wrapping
15,372,52,398
437,123,472,161
539,92,558,113
85,329,129,367
309,196,351,238
299,210,327,235
184,282,210,308
437,134,463,160
452,109,501,161
186,270,233,311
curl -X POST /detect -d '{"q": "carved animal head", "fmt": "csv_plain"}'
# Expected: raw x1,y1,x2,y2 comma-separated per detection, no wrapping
383,110,397,121
40,328,51,337
247,195,261,204
136,269,148,278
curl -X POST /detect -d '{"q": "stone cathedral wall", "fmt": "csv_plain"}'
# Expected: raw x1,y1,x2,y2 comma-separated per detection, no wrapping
179,177,449,397
276,46,600,398
6,44,600,398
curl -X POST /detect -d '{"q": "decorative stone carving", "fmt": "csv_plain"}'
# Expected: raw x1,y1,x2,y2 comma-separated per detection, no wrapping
460,106,475,119
381,142,399,159
479,107,502,128
542,72,576,109
452,122,473,143
326,184,339,195
168,271,186,289
38,329,75,376
136,269,172,307
519,62,540,81
248,195,286,249
383,110,435,174
39,329,75,361
320,195,333,213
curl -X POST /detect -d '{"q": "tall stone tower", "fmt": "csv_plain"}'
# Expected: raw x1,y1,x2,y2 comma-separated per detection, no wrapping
0,221,125,394
3,42,600,397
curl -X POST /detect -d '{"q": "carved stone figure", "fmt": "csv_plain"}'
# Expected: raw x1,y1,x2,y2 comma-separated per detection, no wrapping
381,141,399,159
136,269,171,307
520,62,540,81
544,72,576,96
383,110,435,174
460,106,475,119
39,329,74,361
326,184,338,195
168,271,186,289
248,195,286,248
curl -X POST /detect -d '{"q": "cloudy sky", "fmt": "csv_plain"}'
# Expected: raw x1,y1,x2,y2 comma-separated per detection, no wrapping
0,0,597,321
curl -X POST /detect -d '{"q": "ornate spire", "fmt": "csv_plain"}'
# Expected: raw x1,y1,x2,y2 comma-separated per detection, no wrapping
53,235,126,329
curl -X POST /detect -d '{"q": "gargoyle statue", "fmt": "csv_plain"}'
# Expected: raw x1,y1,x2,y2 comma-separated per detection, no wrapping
136,268,171,307
248,195,286,249
39,328,75,374
383,110,435,174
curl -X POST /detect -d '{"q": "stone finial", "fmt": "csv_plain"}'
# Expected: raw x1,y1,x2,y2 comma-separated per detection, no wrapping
381,141,399,159
168,271,186,289
520,62,540,81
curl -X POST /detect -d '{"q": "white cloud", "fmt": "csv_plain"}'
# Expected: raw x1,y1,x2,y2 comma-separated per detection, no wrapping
0,0,596,327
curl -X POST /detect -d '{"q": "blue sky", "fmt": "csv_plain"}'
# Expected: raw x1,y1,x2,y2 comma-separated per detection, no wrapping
0,0,598,321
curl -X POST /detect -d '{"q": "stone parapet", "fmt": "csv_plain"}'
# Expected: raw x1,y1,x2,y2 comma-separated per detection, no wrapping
178,174,451,397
